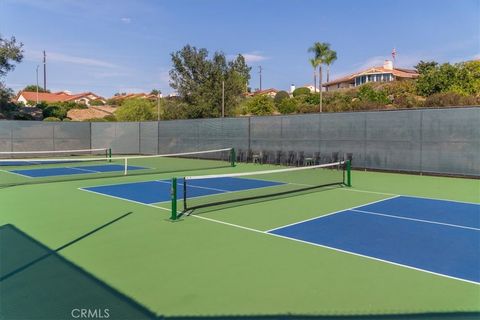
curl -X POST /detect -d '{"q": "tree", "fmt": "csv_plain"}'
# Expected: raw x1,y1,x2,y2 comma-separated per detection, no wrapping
309,58,319,92
324,49,337,85
0,35,23,77
23,85,50,93
274,90,290,105
308,42,331,112
150,89,161,96
242,95,275,115
292,87,311,97
169,45,251,118
278,98,298,114
414,61,438,75
115,98,155,121
1,34,23,112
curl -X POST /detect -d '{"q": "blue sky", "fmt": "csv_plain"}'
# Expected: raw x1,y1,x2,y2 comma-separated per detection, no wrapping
1,0,479,97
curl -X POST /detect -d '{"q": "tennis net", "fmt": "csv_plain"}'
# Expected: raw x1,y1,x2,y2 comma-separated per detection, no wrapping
170,160,350,219
0,148,234,187
0,148,110,159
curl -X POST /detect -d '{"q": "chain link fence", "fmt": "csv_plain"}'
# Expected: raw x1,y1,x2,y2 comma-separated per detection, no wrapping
0,107,478,176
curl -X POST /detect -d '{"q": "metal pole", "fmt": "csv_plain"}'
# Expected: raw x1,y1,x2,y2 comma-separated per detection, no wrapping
43,51,47,91
258,66,262,91
221,81,225,117
35,65,39,105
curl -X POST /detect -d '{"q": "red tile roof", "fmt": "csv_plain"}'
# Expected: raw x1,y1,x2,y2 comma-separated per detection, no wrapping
324,66,418,86
17,91,104,103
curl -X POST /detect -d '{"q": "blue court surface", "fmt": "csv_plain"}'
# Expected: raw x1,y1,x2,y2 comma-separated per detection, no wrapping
10,164,147,178
81,177,284,204
269,196,480,284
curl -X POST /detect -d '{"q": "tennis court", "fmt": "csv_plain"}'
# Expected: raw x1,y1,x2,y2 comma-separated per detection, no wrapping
1,146,479,319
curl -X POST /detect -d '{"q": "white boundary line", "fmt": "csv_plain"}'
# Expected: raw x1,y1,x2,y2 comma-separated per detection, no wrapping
341,187,480,205
351,209,480,231
265,195,400,233
77,186,480,286
0,168,34,178
79,187,171,211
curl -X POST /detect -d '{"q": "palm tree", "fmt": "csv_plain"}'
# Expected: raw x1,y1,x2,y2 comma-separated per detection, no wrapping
308,42,330,112
309,58,320,92
324,49,337,91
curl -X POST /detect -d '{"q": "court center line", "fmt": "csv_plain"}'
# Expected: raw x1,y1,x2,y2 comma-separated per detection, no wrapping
70,167,101,173
350,209,480,231
265,195,400,233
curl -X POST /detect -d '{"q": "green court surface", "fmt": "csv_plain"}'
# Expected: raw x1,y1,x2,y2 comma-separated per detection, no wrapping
1,162,479,319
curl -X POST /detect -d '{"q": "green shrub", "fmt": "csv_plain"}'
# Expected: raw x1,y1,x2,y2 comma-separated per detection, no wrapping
103,114,117,121
62,118,71,121
43,117,61,121
115,98,155,121
42,106,67,119
83,118,107,122
416,61,480,97
242,95,275,115
89,99,105,106
292,87,311,97
12,113,35,120
357,84,390,104
278,98,298,114
424,92,479,107
274,91,290,105
323,91,355,112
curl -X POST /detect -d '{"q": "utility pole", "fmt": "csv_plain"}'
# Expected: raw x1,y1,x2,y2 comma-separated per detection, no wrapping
258,66,262,91
36,65,40,105
221,80,225,117
43,51,47,91
157,93,161,121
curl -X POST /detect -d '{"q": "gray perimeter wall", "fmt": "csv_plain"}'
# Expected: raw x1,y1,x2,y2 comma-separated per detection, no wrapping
1,107,478,176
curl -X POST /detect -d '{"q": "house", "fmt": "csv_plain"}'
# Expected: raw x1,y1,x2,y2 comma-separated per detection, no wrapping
302,84,317,93
247,88,279,98
323,60,419,91
15,91,106,106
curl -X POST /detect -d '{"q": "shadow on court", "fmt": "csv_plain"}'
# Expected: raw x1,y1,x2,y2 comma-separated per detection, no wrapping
0,221,157,320
1,223,478,320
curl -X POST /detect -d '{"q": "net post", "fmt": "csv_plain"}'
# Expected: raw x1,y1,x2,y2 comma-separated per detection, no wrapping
230,148,236,167
124,158,128,175
183,177,187,212
108,148,112,162
170,177,177,220
346,160,352,187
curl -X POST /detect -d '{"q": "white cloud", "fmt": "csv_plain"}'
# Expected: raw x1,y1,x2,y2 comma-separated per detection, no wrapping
26,50,119,68
120,17,131,24
242,52,268,63
228,52,269,63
